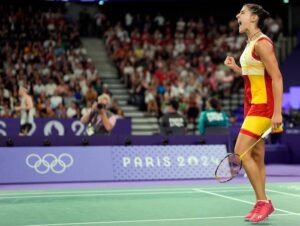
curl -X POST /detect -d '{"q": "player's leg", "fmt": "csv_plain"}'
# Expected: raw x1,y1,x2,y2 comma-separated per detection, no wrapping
235,133,273,222
243,141,265,221
250,141,274,222
238,115,271,200
238,115,274,222
234,133,267,200
251,141,266,194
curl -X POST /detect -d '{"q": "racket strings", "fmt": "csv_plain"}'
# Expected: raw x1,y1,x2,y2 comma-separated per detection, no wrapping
215,154,242,182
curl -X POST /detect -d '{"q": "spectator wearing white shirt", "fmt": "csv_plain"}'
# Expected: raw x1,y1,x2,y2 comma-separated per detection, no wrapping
50,90,63,109
81,101,92,116
33,79,45,97
67,101,78,118
45,79,57,97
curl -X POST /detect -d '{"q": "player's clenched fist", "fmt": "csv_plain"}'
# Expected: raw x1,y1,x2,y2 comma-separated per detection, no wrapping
224,56,236,69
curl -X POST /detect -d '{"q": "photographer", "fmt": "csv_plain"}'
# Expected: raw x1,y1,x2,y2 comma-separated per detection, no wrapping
80,94,117,135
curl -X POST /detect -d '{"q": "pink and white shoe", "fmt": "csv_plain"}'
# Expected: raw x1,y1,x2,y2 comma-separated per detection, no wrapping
250,200,274,223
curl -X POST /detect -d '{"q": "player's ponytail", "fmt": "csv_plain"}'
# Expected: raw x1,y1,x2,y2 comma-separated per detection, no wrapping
245,4,270,30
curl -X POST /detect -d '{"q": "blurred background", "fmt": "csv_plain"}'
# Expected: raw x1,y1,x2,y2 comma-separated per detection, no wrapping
1,2,300,226
0,0,300,182
1,0,300,136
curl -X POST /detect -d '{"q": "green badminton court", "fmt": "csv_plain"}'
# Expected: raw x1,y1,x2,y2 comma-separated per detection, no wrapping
0,182,300,226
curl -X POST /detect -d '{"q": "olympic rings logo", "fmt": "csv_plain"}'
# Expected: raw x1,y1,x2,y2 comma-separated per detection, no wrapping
26,153,74,174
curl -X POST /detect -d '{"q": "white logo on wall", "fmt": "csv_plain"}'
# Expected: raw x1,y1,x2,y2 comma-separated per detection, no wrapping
44,121,65,136
71,121,85,136
26,121,37,136
26,153,74,174
0,121,7,136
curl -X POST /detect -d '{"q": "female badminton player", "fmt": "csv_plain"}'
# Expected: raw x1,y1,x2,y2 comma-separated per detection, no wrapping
224,4,283,223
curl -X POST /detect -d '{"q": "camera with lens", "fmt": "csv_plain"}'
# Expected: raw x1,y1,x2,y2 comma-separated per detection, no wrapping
97,103,105,109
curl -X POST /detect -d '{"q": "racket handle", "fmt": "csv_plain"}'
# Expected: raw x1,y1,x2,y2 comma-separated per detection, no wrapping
261,127,272,139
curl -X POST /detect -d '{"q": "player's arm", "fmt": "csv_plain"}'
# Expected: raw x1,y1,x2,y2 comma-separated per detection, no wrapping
255,40,283,130
224,56,242,76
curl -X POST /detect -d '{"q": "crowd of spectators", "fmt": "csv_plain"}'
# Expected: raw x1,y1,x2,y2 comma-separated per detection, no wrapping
0,4,283,125
104,12,282,122
0,5,123,119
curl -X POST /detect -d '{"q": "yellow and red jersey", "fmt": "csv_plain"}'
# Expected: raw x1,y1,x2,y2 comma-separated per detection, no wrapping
239,34,282,139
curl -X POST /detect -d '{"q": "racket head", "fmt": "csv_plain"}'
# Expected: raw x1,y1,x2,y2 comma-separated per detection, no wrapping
215,153,242,183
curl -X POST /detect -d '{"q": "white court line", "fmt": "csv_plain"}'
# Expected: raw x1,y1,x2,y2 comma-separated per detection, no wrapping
0,190,253,200
0,191,196,199
0,186,253,197
0,188,192,197
0,185,298,199
1,181,300,197
22,213,294,226
193,188,300,216
279,185,300,190
267,189,300,198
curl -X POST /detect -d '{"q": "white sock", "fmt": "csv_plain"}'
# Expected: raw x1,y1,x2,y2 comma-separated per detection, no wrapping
257,200,269,203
